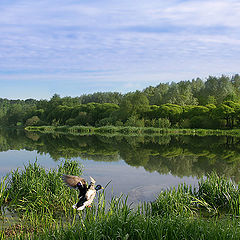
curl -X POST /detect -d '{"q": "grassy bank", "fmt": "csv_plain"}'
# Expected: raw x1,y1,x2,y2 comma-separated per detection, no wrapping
25,125,240,137
0,160,240,239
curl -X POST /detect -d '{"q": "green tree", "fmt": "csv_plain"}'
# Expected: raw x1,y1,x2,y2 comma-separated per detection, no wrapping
118,91,150,121
157,104,183,125
25,116,40,126
213,104,235,128
164,81,198,105
203,75,235,105
5,104,24,126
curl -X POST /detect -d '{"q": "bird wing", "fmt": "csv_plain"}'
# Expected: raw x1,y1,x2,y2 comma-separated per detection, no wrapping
61,175,87,189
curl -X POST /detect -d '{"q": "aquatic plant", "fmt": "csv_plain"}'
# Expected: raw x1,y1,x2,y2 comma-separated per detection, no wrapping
151,183,196,217
0,175,9,215
152,173,240,217
31,215,240,240
6,160,83,219
197,173,240,215
1,161,240,239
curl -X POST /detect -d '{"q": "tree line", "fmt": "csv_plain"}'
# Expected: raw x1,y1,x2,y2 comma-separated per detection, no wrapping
1,74,240,129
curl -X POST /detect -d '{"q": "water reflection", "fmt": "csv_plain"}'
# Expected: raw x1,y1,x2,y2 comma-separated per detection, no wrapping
0,128,240,183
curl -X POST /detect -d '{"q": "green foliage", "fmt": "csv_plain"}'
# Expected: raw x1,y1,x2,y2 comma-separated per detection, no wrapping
203,75,235,105
152,173,240,217
25,116,41,126
158,104,183,124
151,184,195,217
1,169,240,239
1,74,240,129
197,173,240,215
189,116,210,128
0,175,9,215
6,160,83,217
125,116,145,127
155,118,171,128
32,215,240,240
118,91,149,121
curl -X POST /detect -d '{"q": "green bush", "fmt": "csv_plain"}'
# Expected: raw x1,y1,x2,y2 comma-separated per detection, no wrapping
155,118,171,128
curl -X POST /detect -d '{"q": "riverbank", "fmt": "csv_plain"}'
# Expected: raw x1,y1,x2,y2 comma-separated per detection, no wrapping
25,125,240,137
0,160,239,239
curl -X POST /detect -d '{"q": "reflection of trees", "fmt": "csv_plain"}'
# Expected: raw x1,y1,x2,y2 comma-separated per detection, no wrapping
0,129,240,182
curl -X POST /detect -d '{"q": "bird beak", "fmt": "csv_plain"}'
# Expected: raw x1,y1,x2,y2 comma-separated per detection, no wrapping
101,187,104,189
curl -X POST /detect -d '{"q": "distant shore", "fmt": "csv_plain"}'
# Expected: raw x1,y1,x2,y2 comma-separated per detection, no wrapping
25,125,240,137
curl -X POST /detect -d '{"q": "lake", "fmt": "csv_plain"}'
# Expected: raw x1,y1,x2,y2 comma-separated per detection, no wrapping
0,128,239,204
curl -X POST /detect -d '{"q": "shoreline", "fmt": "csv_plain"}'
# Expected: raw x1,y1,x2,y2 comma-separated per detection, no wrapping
25,125,240,137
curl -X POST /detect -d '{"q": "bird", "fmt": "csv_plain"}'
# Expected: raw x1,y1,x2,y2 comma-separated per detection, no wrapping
61,175,104,210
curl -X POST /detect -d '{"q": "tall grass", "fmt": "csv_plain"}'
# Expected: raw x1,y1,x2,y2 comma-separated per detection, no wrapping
1,161,240,239
152,173,240,217
24,191,240,240
6,160,83,221
151,183,196,217
0,176,9,215
197,173,240,215
32,215,240,240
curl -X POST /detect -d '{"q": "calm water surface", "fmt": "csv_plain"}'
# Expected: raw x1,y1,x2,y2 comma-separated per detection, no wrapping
0,128,239,203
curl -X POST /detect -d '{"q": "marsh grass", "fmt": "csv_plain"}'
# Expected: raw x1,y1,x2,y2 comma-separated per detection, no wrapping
25,192,240,240
152,173,240,218
0,176,9,216
26,125,240,137
1,161,240,239
32,215,240,240
197,173,240,215
6,160,83,221
151,183,196,217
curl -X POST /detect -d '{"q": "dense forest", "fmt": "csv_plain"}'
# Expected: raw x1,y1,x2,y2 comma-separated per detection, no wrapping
1,74,240,129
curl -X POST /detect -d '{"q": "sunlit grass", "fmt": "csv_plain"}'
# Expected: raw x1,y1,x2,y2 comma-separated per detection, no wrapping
0,161,240,239
0,176,9,216
26,125,240,137
152,173,240,218
5,160,82,221
197,173,240,215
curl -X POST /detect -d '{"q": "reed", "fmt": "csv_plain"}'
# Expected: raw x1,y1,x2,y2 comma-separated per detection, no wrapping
152,173,240,217
18,190,239,240
1,161,240,239
151,183,196,217
0,175,9,215
31,215,240,240
6,160,83,220
197,173,240,215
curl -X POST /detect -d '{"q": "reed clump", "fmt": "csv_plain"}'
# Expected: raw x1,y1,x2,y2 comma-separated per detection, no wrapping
197,173,240,215
4,160,82,219
152,173,240,217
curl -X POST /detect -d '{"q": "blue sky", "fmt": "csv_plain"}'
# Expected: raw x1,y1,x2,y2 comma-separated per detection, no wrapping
0,0,240,99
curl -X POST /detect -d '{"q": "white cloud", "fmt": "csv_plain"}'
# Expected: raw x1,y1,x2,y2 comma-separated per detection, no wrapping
0,0,240,98
149,0,240,27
